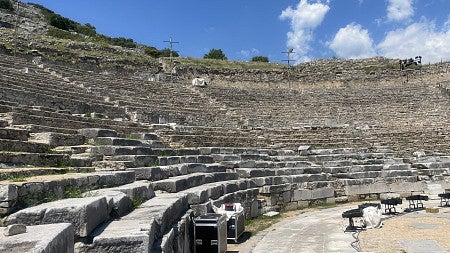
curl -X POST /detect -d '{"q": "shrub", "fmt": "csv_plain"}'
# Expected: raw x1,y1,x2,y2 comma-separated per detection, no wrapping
144,46,160,58
47,13,77,31
204,48,227,60
0,0,13,10
251,56,269,62
159,48,179,58
47,27,84,41
75,23,97,37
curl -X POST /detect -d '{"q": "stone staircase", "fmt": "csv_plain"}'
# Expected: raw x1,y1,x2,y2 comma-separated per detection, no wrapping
1,53,450,252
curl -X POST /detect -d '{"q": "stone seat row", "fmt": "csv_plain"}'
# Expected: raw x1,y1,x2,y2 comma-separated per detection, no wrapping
1,85,126,119
0,69,109,103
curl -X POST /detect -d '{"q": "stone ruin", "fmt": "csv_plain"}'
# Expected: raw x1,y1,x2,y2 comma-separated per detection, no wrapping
0,49,450,253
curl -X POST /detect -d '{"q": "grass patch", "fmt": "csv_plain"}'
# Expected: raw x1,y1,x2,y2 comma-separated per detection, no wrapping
3,174,28,182
63,185,83,198
244,213,283,235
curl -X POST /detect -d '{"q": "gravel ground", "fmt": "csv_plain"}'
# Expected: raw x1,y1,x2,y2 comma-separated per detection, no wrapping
359,208,450,253
227,202,450,253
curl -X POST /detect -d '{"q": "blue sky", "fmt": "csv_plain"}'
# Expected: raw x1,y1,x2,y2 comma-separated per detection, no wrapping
22,0,450,63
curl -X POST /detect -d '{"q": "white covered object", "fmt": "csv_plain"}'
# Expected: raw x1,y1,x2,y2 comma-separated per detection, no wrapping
212,203,244,221
362,206,383,228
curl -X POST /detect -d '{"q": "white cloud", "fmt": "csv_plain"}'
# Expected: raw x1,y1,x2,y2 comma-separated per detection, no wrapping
387,0,414,22
238,48,260,59
377,20,450,63
328,23,376,59
280,0,330,62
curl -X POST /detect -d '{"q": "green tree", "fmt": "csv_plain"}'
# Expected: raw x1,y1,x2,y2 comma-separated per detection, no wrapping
0,0,13,10
75,23,97,37
159,48,179,58
47,13,77,31
251,56,269,62
204,48,227,60
143,46,160,58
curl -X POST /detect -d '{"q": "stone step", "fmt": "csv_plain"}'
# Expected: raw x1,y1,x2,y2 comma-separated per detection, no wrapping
0,151,70,168
275,166,322,176
416,168,448,176
383,163,411,170
0,139,52,153
77,219,157,253
70,153,97,167
121,193,189,238
78,128,118,139
275,160,313,168
183,179,252,205
128,132,159,140
141,139,166,148
82,181,155,218
0,223,74,253
92,137,145,146
90,145,154,156
129,163,227,181
322,164,384,174
107,155,159,166
381,169,418,177
308,152,389,163
0,128,29,141
152,172,239,193
267,155,310,162
3,196,109,238
308,148,372,155
92,161,136,171
332,171,383,179
13,123,79,135
28,132,85,147
157,155,214,166
52,145,94,155
235,168,276,178
0,166,95,181
0,171,135,215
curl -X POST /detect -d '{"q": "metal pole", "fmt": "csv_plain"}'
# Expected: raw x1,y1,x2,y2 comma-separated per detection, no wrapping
14,0,20,57
282,48,295,88
163,36,179,62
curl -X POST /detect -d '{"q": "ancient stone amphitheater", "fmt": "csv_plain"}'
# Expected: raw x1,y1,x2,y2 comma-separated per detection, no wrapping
1,6,450,252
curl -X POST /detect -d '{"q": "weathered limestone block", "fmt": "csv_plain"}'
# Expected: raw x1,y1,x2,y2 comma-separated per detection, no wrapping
153,227,175,253
123,194,189,237
388,181,425,195
344,182,390,196
381,169,417,177
158,156,181,166
292,187,334,201
112,181,155,200
152,173,206,193
91,146,152,156
0,184,18,206
0,223,74,253
176,211,195,253
83,190,132,218
275,167,305,176
29,132,85,147
261,183,292,194
3,224,27,236
205,172,238,184
4,197,108,237
311,187,334,199
77,219,157,253
93,137,143,146
236,168,276,178
78,128,118,138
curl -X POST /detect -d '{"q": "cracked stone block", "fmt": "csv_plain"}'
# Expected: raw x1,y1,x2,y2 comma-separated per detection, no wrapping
0,223,74,253
4,196,108,237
